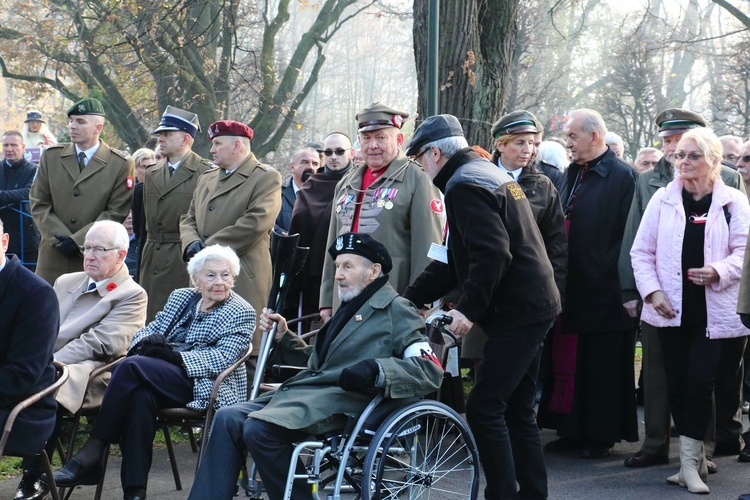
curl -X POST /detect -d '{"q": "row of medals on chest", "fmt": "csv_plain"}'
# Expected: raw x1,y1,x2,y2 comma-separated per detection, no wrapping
335,161,411,213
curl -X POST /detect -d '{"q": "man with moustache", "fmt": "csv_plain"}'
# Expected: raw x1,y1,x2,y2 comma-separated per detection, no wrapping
30,98,134,285
275,148,320,234
138,105,213,321
285,133,355,323
319,102,442,321
620,109,745,469
0,131,39,267
180,120,281,360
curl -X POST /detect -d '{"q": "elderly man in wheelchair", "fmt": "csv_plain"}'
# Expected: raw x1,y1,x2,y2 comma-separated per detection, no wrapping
188,232,446,499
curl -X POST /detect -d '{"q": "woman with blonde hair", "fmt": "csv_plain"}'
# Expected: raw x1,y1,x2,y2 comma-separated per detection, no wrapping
631,127,750,494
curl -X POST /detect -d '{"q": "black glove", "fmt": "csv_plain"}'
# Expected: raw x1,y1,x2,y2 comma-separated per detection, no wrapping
338,359,380,393
128,333,167,356
139,344,184,368
741,314,750,330
183,240,205,262
54,235,80,257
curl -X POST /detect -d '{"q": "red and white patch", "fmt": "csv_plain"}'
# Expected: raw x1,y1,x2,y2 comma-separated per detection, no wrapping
126,176,134,189
404,341,443,370
430,198,444,214
391,115,404,128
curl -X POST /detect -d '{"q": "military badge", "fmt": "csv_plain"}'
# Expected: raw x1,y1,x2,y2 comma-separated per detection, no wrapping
430,198,444,214
126,176,134,189
335,236,343,251
391,115,403,128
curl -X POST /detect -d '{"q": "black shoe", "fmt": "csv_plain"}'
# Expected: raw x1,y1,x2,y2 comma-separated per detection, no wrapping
624,451,669,467
739,446,750,463
124,496,146,500
580,442,613,459
52,458,102,487
15,471,49,500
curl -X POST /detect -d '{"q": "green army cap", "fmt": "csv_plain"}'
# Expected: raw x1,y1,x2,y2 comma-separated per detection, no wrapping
356,102,409,133
67,98,106,118
491,110,539,139
655,108,706,137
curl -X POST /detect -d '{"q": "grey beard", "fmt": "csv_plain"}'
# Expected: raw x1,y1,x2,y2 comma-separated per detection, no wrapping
337,283,364,302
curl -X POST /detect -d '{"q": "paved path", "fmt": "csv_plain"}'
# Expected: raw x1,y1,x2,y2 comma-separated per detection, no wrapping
2,408,748,499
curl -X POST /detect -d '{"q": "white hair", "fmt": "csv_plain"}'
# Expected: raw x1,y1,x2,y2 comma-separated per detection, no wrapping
537,141,569,171
87,220,129,250
187,244,241,283
421,136,469,158
605,132,624,148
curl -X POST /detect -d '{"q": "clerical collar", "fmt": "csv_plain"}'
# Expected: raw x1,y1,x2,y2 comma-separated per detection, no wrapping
75,142,101,164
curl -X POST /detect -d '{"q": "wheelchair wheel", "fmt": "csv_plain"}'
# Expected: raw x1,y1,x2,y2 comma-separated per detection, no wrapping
361,400,479,499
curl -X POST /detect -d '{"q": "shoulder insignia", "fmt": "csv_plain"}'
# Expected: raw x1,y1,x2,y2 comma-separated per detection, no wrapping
46,143,66,150
111,148,130,160
258,163,274,172
199,158,214,167
430,198,444,214
507,182,526,200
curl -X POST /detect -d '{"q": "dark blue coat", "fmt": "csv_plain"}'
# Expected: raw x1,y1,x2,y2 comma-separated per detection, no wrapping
562,148,638,333
274,177,296,233
0,254,59,455
0,159,40,257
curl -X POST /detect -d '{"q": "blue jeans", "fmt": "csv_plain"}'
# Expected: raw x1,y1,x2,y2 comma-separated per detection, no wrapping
466,320,552,500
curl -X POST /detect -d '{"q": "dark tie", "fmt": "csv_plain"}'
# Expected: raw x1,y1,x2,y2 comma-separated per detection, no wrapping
168,165,175,177
87,282,96,292
78,152,87,172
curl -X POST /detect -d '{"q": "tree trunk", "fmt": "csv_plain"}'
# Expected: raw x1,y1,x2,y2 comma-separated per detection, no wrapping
413,0,519,149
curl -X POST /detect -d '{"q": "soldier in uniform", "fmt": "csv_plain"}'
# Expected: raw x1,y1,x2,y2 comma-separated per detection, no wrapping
319,102,443,321
180,120,281,357
30,98,134,285
138,106,213,321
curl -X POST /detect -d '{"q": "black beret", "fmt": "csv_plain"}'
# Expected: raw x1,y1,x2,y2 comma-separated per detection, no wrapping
328,232,393,274
405,114,464,157
655,108,706,137
491,110,539,139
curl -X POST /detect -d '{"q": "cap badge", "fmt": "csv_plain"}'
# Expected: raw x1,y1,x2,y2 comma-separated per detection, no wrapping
391,115,403,128
665,111,673,119
78,104,86,113
335,236,343,251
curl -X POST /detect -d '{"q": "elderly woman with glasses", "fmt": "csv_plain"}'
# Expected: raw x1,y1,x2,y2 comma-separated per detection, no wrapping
631,128,750,494
52,244,254,500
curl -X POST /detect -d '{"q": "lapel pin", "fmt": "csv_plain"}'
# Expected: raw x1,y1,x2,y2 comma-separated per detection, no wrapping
355,315,362,322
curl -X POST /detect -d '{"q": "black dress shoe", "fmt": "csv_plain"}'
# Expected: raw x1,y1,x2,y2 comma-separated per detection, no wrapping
580,442,613,459
53,458,103,487
15,471,49,500
624,451,669,467
123,495,146,500
738,446,750,463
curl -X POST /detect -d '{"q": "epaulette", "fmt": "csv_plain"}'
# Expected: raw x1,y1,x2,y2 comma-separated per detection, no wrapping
111,148,130,160
258,163,275,172
198,157,214,168
45,143,66,150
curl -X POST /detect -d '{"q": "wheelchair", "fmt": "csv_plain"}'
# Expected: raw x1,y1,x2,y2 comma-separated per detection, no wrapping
241,313,480,499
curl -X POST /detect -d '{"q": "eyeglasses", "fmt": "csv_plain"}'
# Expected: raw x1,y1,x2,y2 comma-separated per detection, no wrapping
674,151,704,161
79,246,118,256
739,155,750,164
324,148,348,157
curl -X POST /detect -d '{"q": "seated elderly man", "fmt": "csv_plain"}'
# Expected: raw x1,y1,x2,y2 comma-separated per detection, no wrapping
188,232,443,500
16,220,147,500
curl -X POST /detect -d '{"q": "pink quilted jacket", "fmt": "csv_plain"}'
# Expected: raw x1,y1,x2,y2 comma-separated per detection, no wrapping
630,176,750,339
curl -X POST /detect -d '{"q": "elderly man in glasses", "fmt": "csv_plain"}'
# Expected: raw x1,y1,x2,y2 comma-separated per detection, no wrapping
14,220,146,500
274,147,320,234
736,141,750,186
281,133,356,327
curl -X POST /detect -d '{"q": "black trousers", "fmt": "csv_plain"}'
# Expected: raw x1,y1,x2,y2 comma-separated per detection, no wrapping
466,319,552,500
91,356,192,489
659,327,746,441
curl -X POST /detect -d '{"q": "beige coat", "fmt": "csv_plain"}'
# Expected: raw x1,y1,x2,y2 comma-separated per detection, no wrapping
320,153,443,311
139,151,213,321
180,153,281,353
30,141,134,284
53,264,147,413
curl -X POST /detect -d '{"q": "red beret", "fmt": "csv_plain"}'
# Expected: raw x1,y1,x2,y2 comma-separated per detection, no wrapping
207,120,254,141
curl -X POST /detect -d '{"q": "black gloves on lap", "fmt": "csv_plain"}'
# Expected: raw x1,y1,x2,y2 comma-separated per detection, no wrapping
338,359,380,393
139,344,184,368
183,240,205,262
128,333,167,356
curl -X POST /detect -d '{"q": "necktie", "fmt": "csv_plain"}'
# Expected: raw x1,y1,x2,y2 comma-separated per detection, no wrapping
78,152,87,172
87,282,96,292
168,165,175,177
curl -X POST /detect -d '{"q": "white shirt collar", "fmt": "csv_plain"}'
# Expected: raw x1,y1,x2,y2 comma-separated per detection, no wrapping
75,142,101,164
496,159,521,180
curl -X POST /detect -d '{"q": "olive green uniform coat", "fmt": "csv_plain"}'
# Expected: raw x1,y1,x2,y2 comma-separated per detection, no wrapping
180,153,281,353
30,142,134,284
139,151,213,321
320,153,443,311
253,283,443,435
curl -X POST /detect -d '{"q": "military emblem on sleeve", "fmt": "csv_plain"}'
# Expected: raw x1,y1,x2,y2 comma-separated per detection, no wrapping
507,182,526,200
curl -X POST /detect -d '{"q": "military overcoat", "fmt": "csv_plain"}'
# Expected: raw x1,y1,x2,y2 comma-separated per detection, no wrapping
180,153,281,353
320,153,442,311
139,151,213,321
30,141,134,284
